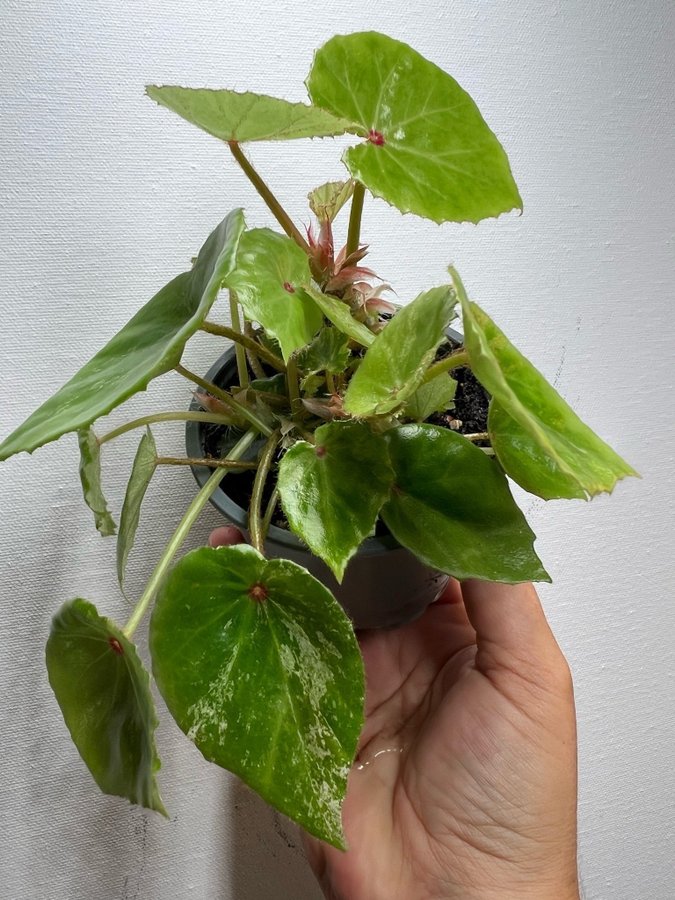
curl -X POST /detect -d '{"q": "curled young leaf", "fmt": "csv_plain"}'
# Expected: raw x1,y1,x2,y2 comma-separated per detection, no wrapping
308,180,355,222
77,427,116,536
117,428,157,592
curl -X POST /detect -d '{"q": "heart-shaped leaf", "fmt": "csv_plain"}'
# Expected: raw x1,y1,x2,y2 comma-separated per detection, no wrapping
46,599,166,815
149,544,364,848
460,294,638,498
146,86,356,142
278,422,394,580
227,229,323,361
117,428,157,591
381,424,549,582
344,286,457,417
403,375,457,422
77,427,116,536
307,32,522,224
297,327,351,375
299,286,375,348
0,210,245,461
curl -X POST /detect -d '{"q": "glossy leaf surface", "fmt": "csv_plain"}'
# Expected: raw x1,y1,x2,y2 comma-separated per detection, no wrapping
117,428,157,591
77,428,116,536
278,422,393,580
461,298,638,498
307,32,522,223
298,327,351,375
344,286,456,417
381,425,549,582
150,545,364,848
299,286,375,348
403,375,457,422
46,599,166,815
227,229,323,361
308,180,355,221
0,210,245,460
146,86,355,142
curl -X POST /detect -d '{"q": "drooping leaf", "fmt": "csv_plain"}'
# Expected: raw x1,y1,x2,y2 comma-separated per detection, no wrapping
459,294,638,499
381,425,549,582
299,285,375,348
117,428,157,592
308,180,355,221
77,428,116,536
403,375,457,422
146,86,356,142
278,422,393,580
298,327,351,375
306,32,522,224
149,544,364,848
0,210,245,461
344,286,457,417
226,229,323,361
46,598,167,816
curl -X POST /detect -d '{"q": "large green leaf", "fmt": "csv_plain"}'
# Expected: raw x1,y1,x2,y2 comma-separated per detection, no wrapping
344,286,457,417
77,427,116,536
149,545,364,848
403,375,457,422
278,422,393,581
381,425,549,582
46,599,166,815
306,32,522,224
226,229,323,361
117,428,157,592
460,296,638,499
0,210,245,461
146,86,355,142
299,285,375,348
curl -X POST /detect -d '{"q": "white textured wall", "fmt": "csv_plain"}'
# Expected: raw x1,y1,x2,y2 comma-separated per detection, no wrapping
1,2,673,898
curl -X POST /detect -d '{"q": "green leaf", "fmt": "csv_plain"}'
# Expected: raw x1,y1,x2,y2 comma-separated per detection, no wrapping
298,327,351,375
278,422,393,581
46,598,167,816
381,425,549,582
344,286,457,417
77,428,116,536
149,544,364,848
460,295,639,499
250,372,287,396
117,428,157,592
308,180,355,221
0,210,245,461
227,229,323,361
146,86,356,142
299,285,375,348
306,32,522,224
403,375,457,422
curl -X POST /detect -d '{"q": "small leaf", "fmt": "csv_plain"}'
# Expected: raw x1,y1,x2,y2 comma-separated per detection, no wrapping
0,210,245,461
403,375,457,422
307,32,522,224
308,180,355,221
298,327,351,375
381,424,549,583
278,422,394,580
77,428,116,536
46,598,167,816
149,544,364,848
226,229,323,361
250,373,287,396
460,294,639,498
146,86,356,142
299,285,375,348
344,286,457,417
117,428,157,592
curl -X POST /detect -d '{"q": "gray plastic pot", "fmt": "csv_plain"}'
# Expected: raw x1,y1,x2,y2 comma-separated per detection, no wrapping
185,341,461,629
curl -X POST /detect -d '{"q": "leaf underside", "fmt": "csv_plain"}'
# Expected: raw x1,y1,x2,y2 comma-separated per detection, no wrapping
403,376,457,422
77,427,116,536
117,428,157,591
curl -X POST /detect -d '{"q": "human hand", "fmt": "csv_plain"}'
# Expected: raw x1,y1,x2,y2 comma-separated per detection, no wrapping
209,527,579,900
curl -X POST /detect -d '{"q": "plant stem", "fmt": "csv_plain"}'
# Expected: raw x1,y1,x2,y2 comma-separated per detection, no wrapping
200,320,285,371
175,363,273,436
286,355,301,417
228,291,249,388
248,430,280,554
228,141,309,254
261,486,279,535
423,350,470,383
326,372,336,394
243,321,269,378
346,181,365,257
463,432,490,443
156,456,257,469
98,411,237,446
122,428,258,638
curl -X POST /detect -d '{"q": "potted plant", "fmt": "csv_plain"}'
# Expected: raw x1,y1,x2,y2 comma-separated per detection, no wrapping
0,31,637,848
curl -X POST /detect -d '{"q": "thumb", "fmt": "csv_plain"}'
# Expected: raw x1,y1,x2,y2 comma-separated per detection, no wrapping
208,525,247,548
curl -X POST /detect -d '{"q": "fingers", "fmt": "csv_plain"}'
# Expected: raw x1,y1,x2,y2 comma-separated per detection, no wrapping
208,525,247,548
